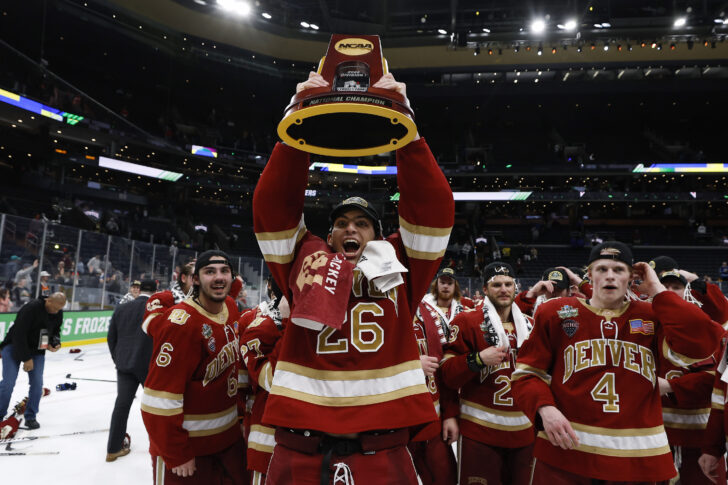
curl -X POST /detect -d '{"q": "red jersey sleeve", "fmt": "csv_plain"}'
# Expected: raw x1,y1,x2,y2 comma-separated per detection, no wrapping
654,291,724,365
253,142,310,303
141,316,200,467
142,290,176,336
510,304,558,424
441,311,484,390
702,370,727,457
394,138,454,317
693,281,728,328
240,316,284,393
514,291,536,316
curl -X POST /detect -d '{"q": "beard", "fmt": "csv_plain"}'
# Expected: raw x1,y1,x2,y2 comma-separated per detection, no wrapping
488,295,514,310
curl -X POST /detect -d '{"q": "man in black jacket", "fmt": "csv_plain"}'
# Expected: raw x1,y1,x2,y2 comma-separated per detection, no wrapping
105,279,156,462
0,292,66,429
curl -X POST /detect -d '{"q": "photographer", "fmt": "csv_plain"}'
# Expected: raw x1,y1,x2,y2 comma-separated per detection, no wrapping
0,292,66,429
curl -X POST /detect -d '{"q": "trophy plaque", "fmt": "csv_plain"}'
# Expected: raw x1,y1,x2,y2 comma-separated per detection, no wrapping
277,34,418,157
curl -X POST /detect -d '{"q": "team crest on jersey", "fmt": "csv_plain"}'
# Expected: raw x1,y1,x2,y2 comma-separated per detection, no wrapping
207,336,216,352
201,323,213,339
629,319,655,335
146,299,163,312
448,324,459,343
557,305,579,319
561,319,579,337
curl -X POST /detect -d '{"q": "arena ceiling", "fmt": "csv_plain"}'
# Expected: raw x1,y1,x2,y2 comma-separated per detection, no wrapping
93,0,728,69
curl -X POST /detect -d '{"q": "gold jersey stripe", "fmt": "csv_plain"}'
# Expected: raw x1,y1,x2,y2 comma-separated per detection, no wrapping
250,424,276,436
570,422,666,437
663,339,710,367
461,399,528,418
270,383,430,407
186,417,238,437
144,388,183,400
403,247,448,261
662,407,711,416
275,360,423,381
255,220,306,241
398,217,453,237
512,363,552,385
184,405,237,421
537,432,670,457
140,403,183,416
462,414,533,432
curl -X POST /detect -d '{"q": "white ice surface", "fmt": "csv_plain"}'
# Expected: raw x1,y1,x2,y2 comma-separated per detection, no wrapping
2,343,151,485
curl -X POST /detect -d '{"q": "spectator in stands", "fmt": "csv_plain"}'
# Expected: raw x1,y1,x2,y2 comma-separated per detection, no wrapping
0,288,11,313
38,271,51,297
87,254,103,275
719,262,728,281
54,261,71,285
4,255,21,282
14,259,37,284
11,278,31,310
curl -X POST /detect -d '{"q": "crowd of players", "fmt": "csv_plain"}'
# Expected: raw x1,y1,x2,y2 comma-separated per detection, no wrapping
124,74,728,485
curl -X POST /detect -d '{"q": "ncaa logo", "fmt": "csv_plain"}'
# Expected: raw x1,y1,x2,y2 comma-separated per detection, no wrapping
335,38,374,56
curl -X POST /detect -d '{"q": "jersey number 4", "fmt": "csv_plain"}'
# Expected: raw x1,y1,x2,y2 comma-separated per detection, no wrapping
590,372,620,412
316,302,384,354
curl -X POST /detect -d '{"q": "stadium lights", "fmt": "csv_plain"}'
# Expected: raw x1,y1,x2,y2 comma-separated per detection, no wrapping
674,17,687,27
217,0,251,16
530,19,546,34
558,19,577,31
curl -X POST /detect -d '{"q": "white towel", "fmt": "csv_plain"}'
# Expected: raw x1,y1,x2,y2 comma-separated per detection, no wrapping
356,240,408,293
482,296,531,350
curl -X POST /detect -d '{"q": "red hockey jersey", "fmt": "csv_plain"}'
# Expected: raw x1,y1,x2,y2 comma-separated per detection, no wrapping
240,313,284,473
141,298,242,467
253,138,453,434
659,284,726,447
511,292,724,481
442,307,535,448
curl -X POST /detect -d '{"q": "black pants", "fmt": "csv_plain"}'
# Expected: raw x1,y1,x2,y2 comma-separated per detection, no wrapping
107,369,145,453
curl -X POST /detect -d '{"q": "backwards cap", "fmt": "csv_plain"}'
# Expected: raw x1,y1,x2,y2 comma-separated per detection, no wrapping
587,241,633,267
330,196,382,236
649,255,687,285
482,262,515,285
194,249,232,275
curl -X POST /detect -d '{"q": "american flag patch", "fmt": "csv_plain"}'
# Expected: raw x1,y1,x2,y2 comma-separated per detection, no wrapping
629,319,655,335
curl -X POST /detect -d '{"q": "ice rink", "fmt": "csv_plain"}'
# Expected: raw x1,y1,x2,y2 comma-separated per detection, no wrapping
2,343,151,484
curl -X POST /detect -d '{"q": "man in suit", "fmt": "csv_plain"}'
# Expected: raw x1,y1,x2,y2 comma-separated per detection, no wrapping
105,279,156,462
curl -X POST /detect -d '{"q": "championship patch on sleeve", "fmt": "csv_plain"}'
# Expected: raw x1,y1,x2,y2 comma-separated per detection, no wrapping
629,319,654,335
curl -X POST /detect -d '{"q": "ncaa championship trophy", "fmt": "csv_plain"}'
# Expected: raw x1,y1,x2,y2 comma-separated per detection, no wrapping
277,34,418,157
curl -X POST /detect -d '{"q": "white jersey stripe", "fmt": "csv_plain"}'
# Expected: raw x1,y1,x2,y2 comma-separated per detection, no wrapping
398,224,450,255
460,403,531,429
272,367,426,399
182,406,237,432
141,391,183,410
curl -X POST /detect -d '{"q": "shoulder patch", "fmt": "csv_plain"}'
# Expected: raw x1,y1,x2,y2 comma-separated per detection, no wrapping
146,299,163,312
168,309,191,326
